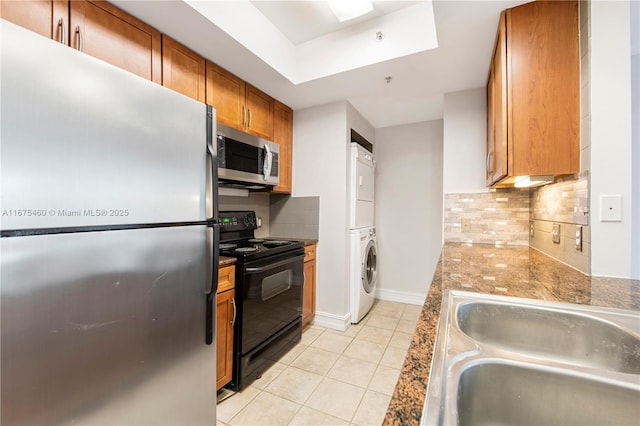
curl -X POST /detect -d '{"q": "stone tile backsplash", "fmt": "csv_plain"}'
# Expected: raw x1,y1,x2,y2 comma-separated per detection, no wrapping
531,176,589,225
530,176,590,274
270,195,320,240
444,190,530,246
445,177,590,273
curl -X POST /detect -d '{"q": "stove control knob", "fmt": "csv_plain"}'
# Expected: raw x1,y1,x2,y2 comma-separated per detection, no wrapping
244,215,256,228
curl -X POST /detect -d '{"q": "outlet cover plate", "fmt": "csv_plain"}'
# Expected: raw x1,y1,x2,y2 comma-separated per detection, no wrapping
552,223,561,244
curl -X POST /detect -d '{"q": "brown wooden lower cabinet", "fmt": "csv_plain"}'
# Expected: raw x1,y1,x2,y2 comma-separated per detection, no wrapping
302,244,316,327
216,265,235,391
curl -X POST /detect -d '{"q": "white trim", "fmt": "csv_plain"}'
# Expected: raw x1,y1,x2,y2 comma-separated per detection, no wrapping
375,288,426,306
311,310,352,331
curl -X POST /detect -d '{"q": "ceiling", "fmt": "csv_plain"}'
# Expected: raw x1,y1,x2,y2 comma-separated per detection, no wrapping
112,0,530,129
250,1,422,45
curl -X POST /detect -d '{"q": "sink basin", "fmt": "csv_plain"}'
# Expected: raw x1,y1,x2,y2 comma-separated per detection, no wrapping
456,360,640,426
457,300,640,374
421,291,640,426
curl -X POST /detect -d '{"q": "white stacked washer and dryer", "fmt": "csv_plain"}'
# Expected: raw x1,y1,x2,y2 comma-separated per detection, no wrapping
349,140,377,324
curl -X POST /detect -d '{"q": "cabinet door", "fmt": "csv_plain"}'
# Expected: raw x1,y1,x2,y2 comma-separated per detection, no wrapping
218,264,235,293
272,101,293,194
205,61,245,130
486,11,508,186
216,289,235,390
302,257,316,328
1,0,68,42
245,84,274,140
161,35,205,102
507,1,579,176
69,0,161,83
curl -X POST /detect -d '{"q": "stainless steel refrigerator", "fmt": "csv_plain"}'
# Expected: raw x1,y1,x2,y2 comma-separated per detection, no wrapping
0,20,219,425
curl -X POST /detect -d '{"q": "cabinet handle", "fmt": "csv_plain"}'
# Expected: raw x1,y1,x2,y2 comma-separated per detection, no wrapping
242,106,246,127
486,151,494,174
74,26,83,52
231,297,237,326
57,18,66,44
248,109,252,129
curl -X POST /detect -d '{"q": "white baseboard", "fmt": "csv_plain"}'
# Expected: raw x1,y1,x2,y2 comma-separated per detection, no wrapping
374,287,427,306
311,310,352,331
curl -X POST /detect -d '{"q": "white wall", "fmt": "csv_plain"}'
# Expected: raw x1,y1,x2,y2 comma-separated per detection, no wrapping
443,88,488,194
590,1,634,278
292,102,351,329
374,120,444,304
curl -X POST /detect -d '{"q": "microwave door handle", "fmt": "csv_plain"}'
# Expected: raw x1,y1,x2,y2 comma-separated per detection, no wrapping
263,144,272,181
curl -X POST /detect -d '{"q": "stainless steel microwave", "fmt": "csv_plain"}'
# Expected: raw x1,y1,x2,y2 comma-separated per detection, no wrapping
216,123,279,189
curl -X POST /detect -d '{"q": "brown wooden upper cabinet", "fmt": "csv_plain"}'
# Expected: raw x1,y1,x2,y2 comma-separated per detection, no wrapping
0,0,68,41
272,101,293,194
70,1,161,83
2,0,162,83
486,11,508,187
486,1,580,187
161,35,205,102
206,61,275,141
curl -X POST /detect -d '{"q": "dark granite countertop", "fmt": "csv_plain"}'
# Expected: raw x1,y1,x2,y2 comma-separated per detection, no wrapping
384,242,640,425
219,256,236,267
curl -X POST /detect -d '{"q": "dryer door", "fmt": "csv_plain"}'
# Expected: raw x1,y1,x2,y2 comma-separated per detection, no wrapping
361,240,377,293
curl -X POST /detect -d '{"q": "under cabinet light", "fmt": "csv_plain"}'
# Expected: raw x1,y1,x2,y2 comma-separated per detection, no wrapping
327,0,373,22
514,176,554,188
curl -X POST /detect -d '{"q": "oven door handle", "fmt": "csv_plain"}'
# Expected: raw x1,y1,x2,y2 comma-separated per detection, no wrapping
245,254,305,274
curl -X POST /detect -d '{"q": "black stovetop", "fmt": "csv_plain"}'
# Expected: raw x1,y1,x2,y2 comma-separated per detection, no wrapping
219,211,304,261
219,237,303,260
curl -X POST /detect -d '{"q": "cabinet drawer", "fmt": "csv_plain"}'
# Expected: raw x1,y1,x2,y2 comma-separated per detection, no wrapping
304,244,316,262
217,265,235,294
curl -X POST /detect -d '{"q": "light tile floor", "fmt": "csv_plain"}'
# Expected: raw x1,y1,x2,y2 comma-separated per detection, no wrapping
216,300,422,426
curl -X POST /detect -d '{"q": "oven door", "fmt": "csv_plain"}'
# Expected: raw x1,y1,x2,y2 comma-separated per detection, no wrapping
240,250,304,354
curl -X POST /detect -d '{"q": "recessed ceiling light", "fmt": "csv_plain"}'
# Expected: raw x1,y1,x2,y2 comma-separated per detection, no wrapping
327,0,374,22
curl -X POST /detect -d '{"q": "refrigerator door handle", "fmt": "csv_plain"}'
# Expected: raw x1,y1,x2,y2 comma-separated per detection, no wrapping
205,224,219,345
205,227,216,295
205,105,219,345
206,105,219,222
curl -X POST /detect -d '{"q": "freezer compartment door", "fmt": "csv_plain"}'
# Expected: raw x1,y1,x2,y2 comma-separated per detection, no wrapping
0,21,211,230
1,226,216,425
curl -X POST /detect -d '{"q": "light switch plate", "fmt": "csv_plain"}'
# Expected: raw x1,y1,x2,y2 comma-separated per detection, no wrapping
600,195,622,222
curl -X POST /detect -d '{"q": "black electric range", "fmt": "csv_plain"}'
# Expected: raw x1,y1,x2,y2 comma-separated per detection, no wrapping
219,238,305,261
219,211,305,390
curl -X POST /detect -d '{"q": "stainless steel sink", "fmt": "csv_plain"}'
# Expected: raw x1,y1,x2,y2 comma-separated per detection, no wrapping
456,360,640,426
457,299,640,374
422,291,640,426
